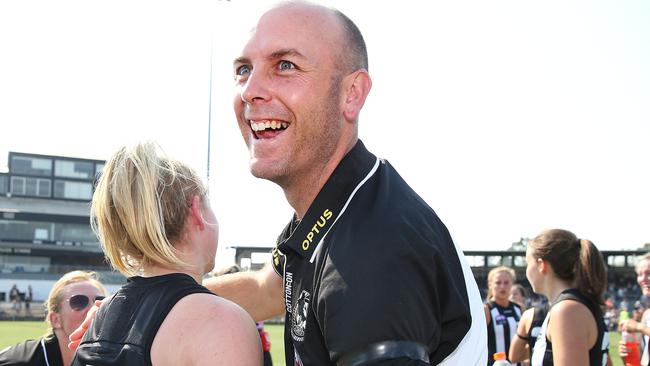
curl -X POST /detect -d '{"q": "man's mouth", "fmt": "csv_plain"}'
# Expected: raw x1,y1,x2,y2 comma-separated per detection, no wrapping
249,119,289,139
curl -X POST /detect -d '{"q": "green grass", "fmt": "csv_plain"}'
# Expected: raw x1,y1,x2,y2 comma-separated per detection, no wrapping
0,321,621,366
266,323,285,365
0,321,49,349
0,321,286,364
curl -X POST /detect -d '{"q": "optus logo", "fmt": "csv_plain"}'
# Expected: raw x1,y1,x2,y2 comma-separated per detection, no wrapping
302,209,333,250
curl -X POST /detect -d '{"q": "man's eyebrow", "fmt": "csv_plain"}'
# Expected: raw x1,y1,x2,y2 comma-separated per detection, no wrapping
233,49,307,68
233,56,249,67
269,48,306,60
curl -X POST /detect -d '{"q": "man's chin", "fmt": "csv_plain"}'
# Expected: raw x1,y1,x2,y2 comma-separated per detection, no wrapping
249,161,280,181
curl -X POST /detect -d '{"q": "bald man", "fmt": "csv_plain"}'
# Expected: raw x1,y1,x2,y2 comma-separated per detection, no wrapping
204,2,487,365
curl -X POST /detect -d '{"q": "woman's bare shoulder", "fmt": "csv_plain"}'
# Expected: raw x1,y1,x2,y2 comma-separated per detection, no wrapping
152,293,262,366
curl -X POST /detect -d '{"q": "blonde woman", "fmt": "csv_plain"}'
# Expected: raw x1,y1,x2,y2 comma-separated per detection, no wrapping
0,270,107,366
484,266,523,366
526,229,609,366
71,142,261,366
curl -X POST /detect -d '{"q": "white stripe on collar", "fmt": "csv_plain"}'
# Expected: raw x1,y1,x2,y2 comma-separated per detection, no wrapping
309,157,380,264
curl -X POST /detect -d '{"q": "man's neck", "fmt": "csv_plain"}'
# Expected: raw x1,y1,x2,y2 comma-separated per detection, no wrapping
284,137,358,219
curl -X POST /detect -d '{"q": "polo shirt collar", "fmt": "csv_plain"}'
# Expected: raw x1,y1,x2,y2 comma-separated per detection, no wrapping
278,139,377,259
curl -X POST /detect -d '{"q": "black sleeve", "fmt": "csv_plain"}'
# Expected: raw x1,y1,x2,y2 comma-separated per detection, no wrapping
0,338,42,366
313,223,471,365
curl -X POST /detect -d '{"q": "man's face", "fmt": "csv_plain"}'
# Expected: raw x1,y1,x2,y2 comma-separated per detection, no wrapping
232,5,345,187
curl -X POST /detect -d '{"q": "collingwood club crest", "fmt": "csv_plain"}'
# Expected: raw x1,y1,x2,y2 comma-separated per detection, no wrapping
291,290,311,342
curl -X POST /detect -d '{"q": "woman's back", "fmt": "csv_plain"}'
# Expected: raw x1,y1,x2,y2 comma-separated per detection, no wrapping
73,273,261,366
531,289,608,366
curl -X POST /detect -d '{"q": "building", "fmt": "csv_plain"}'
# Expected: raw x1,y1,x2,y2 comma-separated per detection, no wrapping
233,246,648,307
0,151,123,303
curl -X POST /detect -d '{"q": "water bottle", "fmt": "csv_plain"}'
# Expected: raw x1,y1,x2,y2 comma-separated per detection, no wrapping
622,330,641,366
493,352,512,366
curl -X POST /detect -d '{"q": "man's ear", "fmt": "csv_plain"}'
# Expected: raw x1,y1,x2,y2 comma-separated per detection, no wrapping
342,70,372,123
189,195,205,231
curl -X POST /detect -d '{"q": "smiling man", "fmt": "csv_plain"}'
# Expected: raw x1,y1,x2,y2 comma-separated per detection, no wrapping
204,2,487,365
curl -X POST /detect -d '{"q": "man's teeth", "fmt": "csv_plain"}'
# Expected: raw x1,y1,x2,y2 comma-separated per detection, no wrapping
251,120,288,132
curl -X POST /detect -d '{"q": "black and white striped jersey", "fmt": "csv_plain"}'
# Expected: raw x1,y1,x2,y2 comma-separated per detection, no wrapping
526,304,549,364
641,314,650,366
486,300,522,366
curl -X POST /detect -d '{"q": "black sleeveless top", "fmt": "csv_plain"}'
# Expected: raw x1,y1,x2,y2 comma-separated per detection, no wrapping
526,304,549,364
72,273,214,366
486,300,522,366
530,289,608,366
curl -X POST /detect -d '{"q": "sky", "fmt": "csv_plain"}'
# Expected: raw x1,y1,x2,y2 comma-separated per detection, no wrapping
0,0,648,269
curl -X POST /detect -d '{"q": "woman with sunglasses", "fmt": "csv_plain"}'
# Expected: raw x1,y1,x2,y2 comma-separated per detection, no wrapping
0,270,107,366
71,142,261,366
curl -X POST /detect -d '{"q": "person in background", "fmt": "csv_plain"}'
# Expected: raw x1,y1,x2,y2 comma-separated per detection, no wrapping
484,266,523,366
619,252,650,366
25,284,33,315
526,229,609,366
511,284,528,311
9,284,20,313
71,142,261,366
509,301,549,366
0,270,107,366
633,301,644,322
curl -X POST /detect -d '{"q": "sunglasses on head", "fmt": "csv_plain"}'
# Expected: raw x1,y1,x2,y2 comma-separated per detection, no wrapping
68,294,105,311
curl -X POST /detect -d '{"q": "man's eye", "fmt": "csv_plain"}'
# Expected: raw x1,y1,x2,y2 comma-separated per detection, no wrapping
279,61,295,70
236,65,250,76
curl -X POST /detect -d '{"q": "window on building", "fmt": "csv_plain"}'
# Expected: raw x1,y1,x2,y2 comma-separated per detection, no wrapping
0,220,51,242
0,175,7,194
627,255,640,267
55,223,97,243
513,255,526,267
9,177,51,197
10,177,25,195
465,255,486,267
11,156,52,176
95,163,104,176
55,160,95,179
0,254,50,273
53,180,92,200
488,255,506,267
38,179,51,197
607,255,626,267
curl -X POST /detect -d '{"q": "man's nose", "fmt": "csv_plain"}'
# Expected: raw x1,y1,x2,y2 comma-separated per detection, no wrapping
241,70,271,104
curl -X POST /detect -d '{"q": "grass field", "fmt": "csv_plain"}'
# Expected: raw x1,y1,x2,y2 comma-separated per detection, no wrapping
0,321,287,365
0,321,622,365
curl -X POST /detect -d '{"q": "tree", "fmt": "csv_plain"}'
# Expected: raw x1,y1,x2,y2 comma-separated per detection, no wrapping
508,237,529,251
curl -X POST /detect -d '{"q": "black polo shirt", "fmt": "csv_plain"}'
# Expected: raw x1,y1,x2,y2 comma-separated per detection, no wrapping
272,140,486,365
